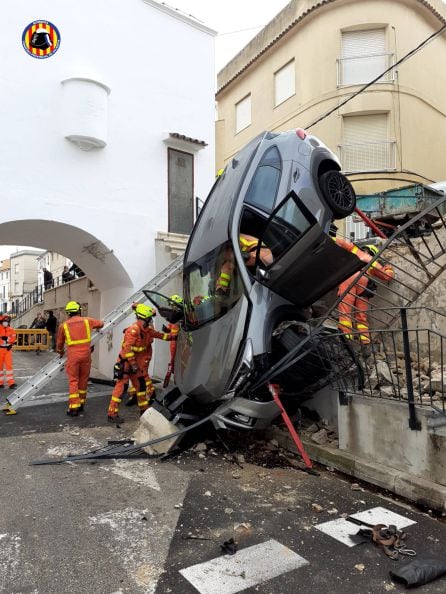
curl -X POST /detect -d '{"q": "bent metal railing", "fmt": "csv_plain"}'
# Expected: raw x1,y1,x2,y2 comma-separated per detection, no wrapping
249,196,446,427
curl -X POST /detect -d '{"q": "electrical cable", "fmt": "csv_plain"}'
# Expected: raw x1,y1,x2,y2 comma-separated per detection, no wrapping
305,24,446,130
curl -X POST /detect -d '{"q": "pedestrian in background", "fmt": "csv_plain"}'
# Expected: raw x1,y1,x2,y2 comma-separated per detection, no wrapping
56,301,104,416
62,265,74,283
43,267,53,290
45,310,58,351
0,314,17,389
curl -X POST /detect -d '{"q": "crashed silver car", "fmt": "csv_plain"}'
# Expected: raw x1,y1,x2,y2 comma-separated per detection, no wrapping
146,129,363,431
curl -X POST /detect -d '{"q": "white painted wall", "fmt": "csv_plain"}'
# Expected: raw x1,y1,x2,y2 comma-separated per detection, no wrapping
0,262,11,313
0,0,216,372
9,251,43,298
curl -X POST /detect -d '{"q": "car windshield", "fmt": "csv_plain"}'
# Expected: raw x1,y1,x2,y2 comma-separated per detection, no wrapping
183,241,244,330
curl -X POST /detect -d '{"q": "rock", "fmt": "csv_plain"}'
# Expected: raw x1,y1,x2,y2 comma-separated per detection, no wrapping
198,453,206,459
224,508,234,514
354,563,365,573
194,442,207,452
305,423,319,434
269,439,279,448
312,503,324,513
429,368,446,393
376,360,396,385
232,471,241,479
351,483,361,491
327,508,338,515
236,454,245,464
311,428,328,445
132,408,180,455
380,385,397,398
204,491,211,497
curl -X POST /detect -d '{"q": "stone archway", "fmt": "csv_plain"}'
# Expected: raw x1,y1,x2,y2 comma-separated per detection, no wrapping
0,219,132,291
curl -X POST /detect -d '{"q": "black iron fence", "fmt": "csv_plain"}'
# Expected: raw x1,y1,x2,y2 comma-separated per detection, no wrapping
10,271,87,318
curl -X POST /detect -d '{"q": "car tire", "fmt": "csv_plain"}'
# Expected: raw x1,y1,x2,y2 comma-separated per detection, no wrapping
319,170,356,218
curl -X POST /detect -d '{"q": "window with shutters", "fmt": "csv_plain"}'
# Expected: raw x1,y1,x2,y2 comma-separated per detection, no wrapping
340,113,396,172
338,28,394,86
168,148,194,235
274,60,295,107
235,94,251,134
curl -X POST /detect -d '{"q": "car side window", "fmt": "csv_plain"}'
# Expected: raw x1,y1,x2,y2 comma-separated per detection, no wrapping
259,191,316,266
183,241,244,330
244,146,282,212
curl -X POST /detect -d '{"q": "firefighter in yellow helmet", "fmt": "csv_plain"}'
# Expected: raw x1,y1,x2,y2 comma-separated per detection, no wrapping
108,303,176,422
56,301,104,416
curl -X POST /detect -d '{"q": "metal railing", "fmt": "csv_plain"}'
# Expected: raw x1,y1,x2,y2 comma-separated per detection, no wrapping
10,271,87,318
259,197,446,426
14,329,50,351
337,52,395,86
339,141,396,173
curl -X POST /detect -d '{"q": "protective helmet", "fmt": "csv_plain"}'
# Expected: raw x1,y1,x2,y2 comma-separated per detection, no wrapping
364,244,379,257
65,301,81,314
170,294,183,305
30,28,52,50
135,303,155,320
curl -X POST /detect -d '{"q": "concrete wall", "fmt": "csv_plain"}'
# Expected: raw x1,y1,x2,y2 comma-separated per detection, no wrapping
1,0,216,374
216,0,446,196
338,396,446,486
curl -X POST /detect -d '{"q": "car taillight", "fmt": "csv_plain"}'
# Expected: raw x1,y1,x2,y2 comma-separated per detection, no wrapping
296,128,307,140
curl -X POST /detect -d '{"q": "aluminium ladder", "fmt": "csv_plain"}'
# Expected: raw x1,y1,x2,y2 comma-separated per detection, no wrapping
4,256,184,413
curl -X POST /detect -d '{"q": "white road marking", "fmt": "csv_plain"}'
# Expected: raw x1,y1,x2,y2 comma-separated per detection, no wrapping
101,460,161,491
315,506,417,547
0,532,33,591
179,539,309,594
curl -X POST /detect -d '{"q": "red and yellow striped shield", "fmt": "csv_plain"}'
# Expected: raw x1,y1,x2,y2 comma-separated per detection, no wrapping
22,20,61,59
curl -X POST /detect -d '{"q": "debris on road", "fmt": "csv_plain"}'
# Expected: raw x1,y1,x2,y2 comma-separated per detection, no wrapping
220,537,238,556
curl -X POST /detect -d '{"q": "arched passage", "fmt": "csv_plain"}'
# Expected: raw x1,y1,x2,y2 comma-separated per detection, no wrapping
0,219,132,291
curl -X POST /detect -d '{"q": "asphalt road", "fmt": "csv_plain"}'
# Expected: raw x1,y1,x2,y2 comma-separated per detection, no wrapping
0,352,445,594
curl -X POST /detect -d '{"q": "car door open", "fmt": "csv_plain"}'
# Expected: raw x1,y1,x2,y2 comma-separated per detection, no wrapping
254,191,363,307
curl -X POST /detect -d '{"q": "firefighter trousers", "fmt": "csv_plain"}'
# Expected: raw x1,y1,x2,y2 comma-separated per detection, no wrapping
0,348,15,387
65,354,92,411
338,273,371,344
109,374,147,417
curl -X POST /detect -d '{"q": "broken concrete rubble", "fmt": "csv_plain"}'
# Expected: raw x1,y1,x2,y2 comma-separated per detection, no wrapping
132,408,180,454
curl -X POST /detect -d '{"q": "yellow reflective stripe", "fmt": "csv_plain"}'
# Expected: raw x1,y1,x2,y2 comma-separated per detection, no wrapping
79,390,87,394
69,402,81,409
345,334,353,340
339,320,353,328
162,334,169,340
351,246,359,254
220,273,231,280
357,324,368,330
112,396,122,403
63,319,91,346
239,237,258,251
360,335,370,342
219,278,230,287
138,400,148,407
131,346,145,352
136,391,146,396
68,393,79,399
124,352,134,358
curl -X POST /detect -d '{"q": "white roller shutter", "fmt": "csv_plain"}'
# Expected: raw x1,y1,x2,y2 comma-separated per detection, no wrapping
340,29,389,85
342,114,394,172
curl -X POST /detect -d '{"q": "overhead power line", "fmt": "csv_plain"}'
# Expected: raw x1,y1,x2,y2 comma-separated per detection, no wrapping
305,24,446,130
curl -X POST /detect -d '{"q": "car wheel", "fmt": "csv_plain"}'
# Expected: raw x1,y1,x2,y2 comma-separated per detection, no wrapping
319,170,356,218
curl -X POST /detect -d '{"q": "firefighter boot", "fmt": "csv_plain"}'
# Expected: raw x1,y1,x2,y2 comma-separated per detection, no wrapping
67,393,81,417
78,389,87,412
108,395,125,423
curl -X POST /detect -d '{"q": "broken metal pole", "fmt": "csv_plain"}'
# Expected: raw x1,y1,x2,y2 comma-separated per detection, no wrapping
400,308,421,431
267,383,313,469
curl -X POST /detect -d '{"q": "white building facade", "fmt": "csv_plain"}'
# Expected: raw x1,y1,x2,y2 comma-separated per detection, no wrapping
0,260,11,314
0,0,216,372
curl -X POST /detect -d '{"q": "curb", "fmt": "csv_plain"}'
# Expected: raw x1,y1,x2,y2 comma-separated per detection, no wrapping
268,427,446,514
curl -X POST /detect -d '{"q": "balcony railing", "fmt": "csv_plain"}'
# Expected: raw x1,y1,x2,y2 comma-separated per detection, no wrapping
337,52,395,86
339,140,396,173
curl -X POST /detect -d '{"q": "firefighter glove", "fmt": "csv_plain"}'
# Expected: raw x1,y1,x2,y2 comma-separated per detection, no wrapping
113,361,125,380
6,345,12,350
1,336,7,340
